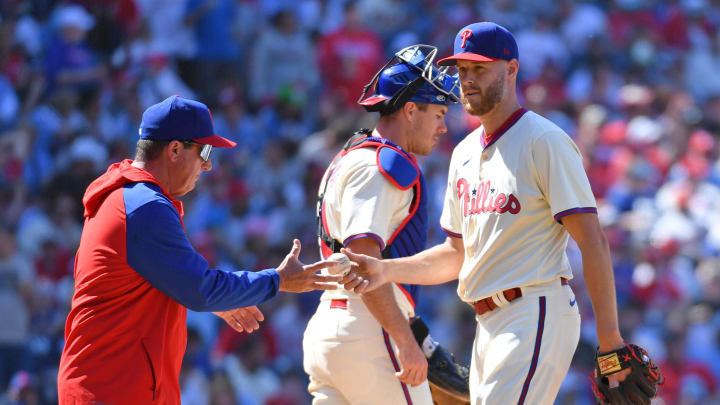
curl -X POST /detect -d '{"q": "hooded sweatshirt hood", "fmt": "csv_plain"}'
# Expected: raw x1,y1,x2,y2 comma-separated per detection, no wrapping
82,159,183,219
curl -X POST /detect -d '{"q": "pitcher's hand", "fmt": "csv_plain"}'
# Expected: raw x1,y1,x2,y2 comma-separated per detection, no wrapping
338,270,370,294
341,248,388,293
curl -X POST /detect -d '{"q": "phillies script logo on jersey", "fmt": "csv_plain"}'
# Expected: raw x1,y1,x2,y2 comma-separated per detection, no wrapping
457,178,521,217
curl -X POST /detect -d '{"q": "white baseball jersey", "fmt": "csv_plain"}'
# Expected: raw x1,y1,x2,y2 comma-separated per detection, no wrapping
319,147,415,315
440,109,597,302
305,144,433,405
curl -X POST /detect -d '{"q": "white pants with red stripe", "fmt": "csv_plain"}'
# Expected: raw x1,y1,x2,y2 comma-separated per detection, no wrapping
303,298,433,405
471,279,581,405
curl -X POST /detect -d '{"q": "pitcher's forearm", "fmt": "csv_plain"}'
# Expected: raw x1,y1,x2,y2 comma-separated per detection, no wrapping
385,237,464,285
562,213,624,351
582,242,623,351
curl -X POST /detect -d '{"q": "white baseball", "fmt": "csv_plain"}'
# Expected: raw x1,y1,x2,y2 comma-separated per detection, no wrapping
326,253,351,277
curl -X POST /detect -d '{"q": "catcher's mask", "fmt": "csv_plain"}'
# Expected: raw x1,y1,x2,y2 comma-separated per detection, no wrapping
358,44,460,115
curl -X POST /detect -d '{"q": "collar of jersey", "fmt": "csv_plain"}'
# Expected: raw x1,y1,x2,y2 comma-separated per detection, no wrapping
480,108,528,149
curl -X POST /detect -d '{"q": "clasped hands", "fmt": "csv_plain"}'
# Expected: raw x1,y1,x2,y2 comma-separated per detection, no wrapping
215,239,372,333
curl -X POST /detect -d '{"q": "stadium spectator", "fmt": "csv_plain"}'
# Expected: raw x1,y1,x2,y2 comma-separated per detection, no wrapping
316,2,383,107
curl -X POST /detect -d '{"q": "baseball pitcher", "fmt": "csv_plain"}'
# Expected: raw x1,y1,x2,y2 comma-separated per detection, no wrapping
344,23,663,405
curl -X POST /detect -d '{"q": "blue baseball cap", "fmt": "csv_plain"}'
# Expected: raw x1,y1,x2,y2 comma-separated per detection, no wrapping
139,96,236,148
437,22,518,66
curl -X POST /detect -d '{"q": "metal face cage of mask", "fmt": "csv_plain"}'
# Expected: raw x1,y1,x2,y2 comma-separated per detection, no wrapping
358,44,461,114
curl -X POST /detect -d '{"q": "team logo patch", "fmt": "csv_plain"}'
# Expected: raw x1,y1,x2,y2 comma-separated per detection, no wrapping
457,178,521,216
436,95,446,102
597,352,622,375
460,30,472,48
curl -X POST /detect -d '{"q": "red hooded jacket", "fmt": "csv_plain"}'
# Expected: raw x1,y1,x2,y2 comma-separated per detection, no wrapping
58,160,278,404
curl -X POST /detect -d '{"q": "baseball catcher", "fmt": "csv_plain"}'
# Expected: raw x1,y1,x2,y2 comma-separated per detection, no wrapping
591,343,664,405
302,44,461,404
411,317,470,405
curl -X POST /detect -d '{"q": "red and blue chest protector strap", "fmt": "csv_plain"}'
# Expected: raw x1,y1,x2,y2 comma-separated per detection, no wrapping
316,129,428,306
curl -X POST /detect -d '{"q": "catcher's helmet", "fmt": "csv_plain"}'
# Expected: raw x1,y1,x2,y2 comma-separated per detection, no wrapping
359,45,460,114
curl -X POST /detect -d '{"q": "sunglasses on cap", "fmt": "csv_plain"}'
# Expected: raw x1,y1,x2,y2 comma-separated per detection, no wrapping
182,141,212,162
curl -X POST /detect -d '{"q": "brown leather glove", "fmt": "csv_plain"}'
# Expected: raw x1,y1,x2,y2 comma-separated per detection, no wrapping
591,343,664,405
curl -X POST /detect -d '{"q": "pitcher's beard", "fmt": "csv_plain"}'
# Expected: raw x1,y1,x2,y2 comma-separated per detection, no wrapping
462,75,505,116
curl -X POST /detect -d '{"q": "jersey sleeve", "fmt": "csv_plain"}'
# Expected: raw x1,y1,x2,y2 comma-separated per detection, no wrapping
339,163,412,249
126,200,279,312
532,130,597,223
439,152,463,238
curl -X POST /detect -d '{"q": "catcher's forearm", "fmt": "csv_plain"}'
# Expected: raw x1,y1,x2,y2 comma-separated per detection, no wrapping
362,284,417,346
345,238,418,346
384,237,464,285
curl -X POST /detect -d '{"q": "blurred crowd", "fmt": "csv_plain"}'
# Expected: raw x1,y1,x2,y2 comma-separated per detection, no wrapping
0,0,719,404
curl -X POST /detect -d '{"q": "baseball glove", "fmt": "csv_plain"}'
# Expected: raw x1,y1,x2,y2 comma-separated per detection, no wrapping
410,317,470,405
591,343,664,405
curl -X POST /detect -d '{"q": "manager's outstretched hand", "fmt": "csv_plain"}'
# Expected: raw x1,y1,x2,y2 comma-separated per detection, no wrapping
278,240,368,293
341,248,389,293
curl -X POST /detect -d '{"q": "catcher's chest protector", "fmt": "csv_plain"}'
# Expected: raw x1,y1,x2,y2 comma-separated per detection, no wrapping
318,131,428,305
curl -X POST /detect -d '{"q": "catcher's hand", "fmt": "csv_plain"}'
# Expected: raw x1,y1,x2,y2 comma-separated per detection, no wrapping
591,343,664,405
410,317,470,405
